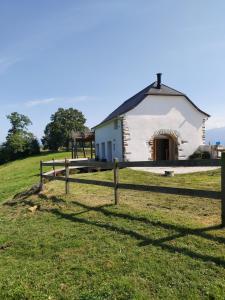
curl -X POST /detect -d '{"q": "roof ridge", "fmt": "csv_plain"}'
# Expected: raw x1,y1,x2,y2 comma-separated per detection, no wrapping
159,83,185,95
93,81,209,128
122,82,154,103
99,82,154,124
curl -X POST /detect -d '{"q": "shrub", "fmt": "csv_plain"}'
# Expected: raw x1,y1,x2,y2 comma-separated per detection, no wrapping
189,150,211,160
189,150,202,160
201,151,211,159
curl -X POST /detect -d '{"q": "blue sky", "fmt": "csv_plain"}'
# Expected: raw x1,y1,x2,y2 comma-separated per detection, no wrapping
1,0,225,142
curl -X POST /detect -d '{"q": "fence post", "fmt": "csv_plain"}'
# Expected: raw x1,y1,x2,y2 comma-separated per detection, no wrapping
221,152,225,226
90,141,93,159
52,158,56,176
71,143,74,159
65,158,70,194
113,158,119,205
40,160,44,191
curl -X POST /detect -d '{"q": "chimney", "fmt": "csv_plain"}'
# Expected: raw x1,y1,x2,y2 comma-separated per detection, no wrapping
156,73,162,89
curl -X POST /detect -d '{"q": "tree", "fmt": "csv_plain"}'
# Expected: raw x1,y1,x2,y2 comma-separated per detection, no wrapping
29,137,40,155
42,122,62,151
42,108,86,151
7,112,31,134
0,112,40,163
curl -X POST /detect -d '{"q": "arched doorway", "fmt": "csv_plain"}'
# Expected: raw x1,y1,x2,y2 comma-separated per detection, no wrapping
153,134,178,160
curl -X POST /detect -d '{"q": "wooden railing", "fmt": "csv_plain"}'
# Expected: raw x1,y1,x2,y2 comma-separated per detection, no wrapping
40,154,225,226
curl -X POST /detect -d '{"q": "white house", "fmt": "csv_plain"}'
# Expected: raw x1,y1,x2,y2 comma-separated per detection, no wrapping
93,74,210,162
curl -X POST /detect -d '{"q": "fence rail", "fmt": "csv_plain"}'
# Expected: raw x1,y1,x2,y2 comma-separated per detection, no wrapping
42,159,221,168
40,155,225,226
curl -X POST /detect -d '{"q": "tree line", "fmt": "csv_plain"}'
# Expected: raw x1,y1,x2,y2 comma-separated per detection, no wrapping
0,107,87,164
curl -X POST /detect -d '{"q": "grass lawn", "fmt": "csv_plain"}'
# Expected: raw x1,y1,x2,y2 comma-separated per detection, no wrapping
0,154,225,299
0,151,71,203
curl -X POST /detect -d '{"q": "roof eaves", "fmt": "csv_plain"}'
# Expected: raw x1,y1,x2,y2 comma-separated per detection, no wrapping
148,92,210,117
183,95,210,117
92,82,210,129
92,116,119,130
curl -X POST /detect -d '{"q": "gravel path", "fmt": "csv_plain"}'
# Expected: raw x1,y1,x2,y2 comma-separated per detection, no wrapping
130,166,220,174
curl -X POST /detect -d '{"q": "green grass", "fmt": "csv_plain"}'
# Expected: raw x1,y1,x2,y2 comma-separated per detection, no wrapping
0,151,71,202
0,154,225,299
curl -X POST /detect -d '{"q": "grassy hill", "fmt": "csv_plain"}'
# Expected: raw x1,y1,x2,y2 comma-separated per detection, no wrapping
0,154,225,299
0,151,70,202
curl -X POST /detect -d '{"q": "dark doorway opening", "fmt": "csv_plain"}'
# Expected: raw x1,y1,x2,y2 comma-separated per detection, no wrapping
152,134,178,161
155,139,169,160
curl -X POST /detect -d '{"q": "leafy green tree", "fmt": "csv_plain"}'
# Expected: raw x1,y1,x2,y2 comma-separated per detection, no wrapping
7,112,31,134
42,122,62,151
5,132,28,156
42,108,86,151
29,137,40,155
0,112,40,163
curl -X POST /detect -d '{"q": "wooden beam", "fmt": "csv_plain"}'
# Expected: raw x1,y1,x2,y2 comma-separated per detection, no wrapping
42,159,221,168
221,152,225,226
40,160,44,191
82,140,86,158
42,162,66,166
52,158,56,176
71,141,74,159
65,159,70,194
118,159,221,168
91,141,93,159
42,175,65,181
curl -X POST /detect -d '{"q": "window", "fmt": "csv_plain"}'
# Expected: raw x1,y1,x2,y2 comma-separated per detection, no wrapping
114,119,118,129
101,142,106,159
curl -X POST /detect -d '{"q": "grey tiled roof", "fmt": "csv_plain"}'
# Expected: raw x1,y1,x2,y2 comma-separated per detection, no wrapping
94,81,210,128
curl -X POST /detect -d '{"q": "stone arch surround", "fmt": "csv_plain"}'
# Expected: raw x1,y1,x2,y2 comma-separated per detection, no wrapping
149,129,182,160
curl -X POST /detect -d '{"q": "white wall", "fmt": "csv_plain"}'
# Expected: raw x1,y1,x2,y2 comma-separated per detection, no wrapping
124,95,207,161
94,119,123,161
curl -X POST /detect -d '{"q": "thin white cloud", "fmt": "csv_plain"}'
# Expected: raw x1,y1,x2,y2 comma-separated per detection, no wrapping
0,57,21,74
206,116,225,130
24,96,93,107
25,98,56,107
65,96,95,103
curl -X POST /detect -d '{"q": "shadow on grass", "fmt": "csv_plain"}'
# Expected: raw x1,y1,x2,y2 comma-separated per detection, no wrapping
38,194,66,204
47,205,225,267
6,187,225,268
70,178,221,199
32,194,225,268
68,200,224,243
4,184,41,205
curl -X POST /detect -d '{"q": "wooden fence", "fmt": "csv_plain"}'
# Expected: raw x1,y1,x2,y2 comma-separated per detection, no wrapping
40,153,225,226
